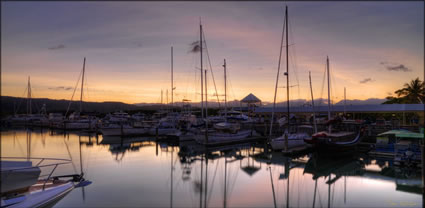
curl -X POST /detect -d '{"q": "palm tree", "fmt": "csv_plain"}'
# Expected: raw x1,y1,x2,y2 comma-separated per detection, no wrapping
383,78,425,104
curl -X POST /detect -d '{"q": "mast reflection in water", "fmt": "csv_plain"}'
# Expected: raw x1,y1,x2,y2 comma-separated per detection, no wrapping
1,128,422,208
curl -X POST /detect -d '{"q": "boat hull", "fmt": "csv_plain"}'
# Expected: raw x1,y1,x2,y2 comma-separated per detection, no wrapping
100,128,148,136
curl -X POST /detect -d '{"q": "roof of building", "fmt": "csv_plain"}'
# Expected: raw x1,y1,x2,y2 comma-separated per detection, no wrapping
240,93,261,103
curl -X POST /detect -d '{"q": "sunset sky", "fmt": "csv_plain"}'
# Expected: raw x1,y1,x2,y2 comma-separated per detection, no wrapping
2,2,424,104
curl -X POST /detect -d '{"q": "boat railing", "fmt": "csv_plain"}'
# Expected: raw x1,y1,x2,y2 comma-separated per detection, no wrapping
1,157,76,190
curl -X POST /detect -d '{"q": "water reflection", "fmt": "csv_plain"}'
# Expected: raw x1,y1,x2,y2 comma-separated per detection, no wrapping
1,128,422,208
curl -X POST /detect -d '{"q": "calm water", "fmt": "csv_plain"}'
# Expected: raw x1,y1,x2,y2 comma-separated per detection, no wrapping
1,128,423,208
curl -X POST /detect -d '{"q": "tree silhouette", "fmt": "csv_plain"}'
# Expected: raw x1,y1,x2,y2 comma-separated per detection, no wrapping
383,77,424,104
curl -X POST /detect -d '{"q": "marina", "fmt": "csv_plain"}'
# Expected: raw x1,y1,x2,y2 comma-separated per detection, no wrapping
1,1,424,207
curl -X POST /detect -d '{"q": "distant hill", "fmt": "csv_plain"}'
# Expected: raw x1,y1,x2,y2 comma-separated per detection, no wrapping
2,96,387,117
1,96,143,117
135,98,387,109
334,98,386,105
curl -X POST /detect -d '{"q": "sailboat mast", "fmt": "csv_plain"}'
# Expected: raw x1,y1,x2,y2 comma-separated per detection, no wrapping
171,46,174,110
309,71,318,133
223,59,227,122
27,76,32,115
326,56,331,133
205,69,208,136
284,5,289,151
326,56,331,119
200,23,204,119
269,5,286,141
80,57,86,113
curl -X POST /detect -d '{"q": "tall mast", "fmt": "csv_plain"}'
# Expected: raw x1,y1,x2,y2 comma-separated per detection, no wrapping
205,69,208,131
27,76,32,115
309,71,318,133
269,6,287,141
284,5,289,151
161,89,163,105
200,21,204,119
326,56,331,133
223,59,227,122
171,46,174,110
80,57,86,113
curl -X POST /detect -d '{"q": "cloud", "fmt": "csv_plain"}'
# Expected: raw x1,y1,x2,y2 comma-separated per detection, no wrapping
359,78,373,84
48,86,73,91
380,61,411,72
48,44,65,50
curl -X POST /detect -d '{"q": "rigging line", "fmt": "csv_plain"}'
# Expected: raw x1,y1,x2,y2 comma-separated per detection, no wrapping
63,138,78,174
29,88,40,113
14,85,28,115
319,62,327,108
288,17,301,102
65,68,83,116
202,30,221,108
330,65,338,110
227,70,237,104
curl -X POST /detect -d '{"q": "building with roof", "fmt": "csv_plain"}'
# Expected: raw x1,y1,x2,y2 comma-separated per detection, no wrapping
240,93,262,113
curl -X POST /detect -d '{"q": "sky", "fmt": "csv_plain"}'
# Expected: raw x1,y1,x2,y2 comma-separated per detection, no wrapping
1,1,424,104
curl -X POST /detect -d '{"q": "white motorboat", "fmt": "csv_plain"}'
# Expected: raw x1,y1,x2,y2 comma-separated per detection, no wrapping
1,161,41,194
1,157,91,208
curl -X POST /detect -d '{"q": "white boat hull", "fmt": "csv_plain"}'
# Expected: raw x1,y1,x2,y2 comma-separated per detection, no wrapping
195,130,253,144
2,182,74,208
1,161,41,194
270,133,310,150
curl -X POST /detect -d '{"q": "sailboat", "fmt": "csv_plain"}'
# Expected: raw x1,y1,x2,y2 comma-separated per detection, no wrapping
7,77,50,127
195,59,253,145
269,6,310,151
61,58,98,131
213,59,244,134
303,57,365,151
1,132,91,207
